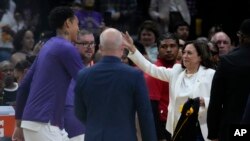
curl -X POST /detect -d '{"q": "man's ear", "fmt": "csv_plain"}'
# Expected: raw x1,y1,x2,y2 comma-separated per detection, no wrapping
65,18,71,28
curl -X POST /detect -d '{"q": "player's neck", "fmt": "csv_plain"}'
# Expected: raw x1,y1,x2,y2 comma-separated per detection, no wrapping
56,29,71,41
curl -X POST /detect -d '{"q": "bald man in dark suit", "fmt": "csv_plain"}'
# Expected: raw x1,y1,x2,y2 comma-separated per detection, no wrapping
74,28,157,141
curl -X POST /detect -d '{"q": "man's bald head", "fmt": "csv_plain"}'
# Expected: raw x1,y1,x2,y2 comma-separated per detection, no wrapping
211,31,232,56
211,32,231,43
99,28,123,51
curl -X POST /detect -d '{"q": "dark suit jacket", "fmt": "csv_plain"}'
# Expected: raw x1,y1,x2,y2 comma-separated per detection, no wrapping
74,56,157,141
242,94,250,124
207,45,250,141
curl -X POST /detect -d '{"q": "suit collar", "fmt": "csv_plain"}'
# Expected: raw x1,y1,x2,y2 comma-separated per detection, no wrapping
100,56,122,63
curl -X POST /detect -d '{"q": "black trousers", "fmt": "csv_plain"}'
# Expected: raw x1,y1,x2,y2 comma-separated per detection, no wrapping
150,100,171,140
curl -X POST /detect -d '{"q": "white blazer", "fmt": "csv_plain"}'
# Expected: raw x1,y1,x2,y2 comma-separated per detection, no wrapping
128,50,215,141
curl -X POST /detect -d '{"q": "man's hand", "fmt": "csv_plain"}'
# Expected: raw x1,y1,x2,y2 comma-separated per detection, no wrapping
12,127,24,141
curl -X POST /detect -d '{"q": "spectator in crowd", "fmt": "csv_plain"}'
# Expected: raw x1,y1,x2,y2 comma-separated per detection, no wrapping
149,0,171,33
210,31,232,56
95,0,137,32
0,60,17,106
145,33,179,141
168,0,190,33
10,28,35,65
136,20,160,63
74,28,157,141
13,59,31,84
0,0,16,32
207,19,250,141
12,10,25,32
173,21,190,41
149,0,190,35
15,0,40,34
64,29,96,141
75,29,95,66
124,32,215,141
12,6,83,141
0,25,15,48
0,25,15,62
74,0,104,37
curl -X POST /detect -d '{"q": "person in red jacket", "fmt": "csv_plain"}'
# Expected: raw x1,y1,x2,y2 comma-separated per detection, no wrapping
145,32,180,141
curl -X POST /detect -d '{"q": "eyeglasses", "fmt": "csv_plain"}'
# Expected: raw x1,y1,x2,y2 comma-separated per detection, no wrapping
76,42,95,48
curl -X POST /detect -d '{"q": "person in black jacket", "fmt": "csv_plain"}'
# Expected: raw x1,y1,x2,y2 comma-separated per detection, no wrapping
207,19,250,141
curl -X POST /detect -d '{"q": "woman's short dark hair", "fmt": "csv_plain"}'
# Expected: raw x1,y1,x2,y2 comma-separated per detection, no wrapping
181,40,213,69
137,20,160,42
48,6,75,29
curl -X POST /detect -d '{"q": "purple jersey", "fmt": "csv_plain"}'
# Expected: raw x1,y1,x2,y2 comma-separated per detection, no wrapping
16,37,84,128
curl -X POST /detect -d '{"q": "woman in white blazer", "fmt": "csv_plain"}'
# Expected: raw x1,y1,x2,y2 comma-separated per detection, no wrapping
124,33,215,141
